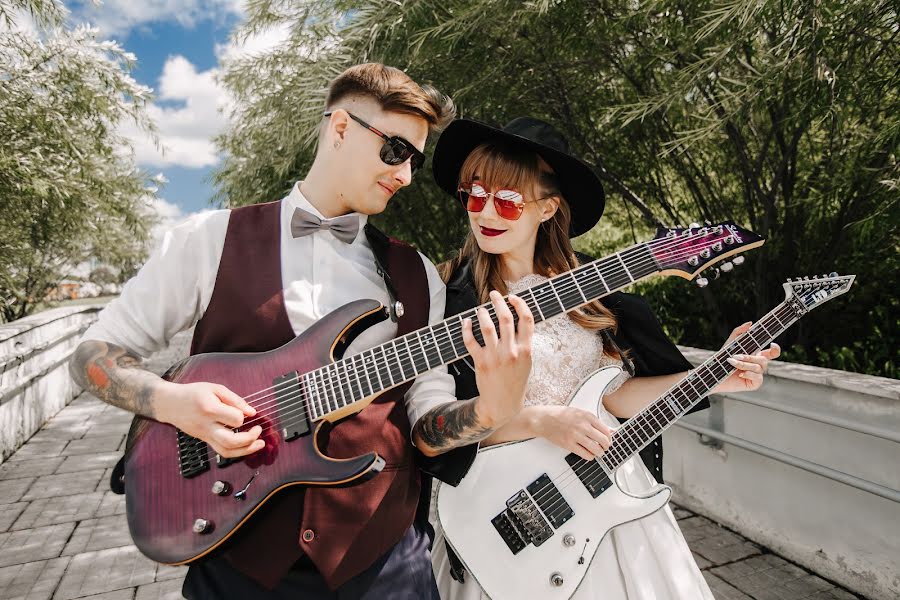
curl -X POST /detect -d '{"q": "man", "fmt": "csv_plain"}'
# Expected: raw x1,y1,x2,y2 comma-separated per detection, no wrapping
70,63,534,599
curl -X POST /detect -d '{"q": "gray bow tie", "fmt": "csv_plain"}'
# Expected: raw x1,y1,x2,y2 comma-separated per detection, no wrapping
291,208,359,244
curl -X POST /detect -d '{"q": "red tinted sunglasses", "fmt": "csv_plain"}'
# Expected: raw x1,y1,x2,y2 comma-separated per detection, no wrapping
458,182,550,221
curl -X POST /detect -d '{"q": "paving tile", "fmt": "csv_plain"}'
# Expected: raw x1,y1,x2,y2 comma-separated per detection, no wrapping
679,516,761,566
94,492,127,518
55,453,121,475
0,523,75,567
670,504,694,520
60,437,124,457
53,546,156,600
0,556,70,600
0,478,35,503
11,492,106,530
71,589,135,600
84,410,133,427
702,571,754,600
814,588,861,599
95,469,115,493
21,470,105,502
0,502,28,532
153,564,187,582
135,578,184,600
1,458,67,481
8,442,68,462
692,550,712,570
26,427,89,443
62,515,132,555
710,554,855,599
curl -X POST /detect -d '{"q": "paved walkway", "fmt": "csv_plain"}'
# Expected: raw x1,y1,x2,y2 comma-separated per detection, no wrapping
0,333,863,599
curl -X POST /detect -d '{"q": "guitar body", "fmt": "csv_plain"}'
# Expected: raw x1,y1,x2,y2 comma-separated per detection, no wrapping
123,299,388,565
437,367,671,600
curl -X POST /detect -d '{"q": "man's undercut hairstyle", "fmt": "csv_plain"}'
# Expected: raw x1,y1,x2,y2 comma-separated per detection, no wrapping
326,63,455,134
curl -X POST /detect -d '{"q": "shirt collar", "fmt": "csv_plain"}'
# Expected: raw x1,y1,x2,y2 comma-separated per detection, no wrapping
284,181,368,242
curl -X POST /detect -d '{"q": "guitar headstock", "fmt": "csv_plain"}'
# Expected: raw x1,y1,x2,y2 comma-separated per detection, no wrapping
651,221,765,283
784,273,855,314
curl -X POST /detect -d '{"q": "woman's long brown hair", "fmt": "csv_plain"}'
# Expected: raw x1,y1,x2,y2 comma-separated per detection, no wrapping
438,142,620,356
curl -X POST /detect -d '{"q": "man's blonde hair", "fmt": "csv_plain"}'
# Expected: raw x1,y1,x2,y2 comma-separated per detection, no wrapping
326,63,455,134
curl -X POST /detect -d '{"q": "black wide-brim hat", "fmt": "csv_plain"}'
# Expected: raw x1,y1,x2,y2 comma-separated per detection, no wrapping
432,117,605,237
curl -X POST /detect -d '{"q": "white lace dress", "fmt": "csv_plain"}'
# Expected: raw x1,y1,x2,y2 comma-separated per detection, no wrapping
431,274,713,600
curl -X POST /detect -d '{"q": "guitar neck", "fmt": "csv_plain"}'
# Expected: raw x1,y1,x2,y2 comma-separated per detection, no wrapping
303,242,661,421
599,298,803,472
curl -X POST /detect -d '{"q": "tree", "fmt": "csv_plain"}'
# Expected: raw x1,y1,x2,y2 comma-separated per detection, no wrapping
215,0,898,377
0,0,160,321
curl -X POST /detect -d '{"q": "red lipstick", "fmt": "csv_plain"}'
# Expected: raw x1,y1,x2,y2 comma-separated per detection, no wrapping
480,227,506,237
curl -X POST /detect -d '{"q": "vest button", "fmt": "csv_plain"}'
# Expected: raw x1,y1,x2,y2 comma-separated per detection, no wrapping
302,529,315,543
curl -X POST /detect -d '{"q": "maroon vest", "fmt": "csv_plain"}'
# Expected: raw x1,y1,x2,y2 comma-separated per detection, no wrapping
191,200,429,589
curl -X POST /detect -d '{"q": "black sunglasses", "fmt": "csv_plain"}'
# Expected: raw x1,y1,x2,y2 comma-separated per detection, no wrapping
324,111,426,174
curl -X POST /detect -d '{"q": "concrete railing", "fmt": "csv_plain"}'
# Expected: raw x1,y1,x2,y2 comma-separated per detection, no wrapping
0,304,103,461
664,348,900,600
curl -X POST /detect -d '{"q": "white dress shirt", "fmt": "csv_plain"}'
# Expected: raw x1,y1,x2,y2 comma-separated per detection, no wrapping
82,182,456,427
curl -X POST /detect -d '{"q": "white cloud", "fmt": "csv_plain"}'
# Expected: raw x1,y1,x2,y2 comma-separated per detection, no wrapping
69,0,244,37
120,54,230,168
148,196,215,243
214,22,290,64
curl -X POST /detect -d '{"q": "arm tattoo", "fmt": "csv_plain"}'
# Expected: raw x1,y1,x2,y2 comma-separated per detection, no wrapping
413,399,495,454
69,340,162,418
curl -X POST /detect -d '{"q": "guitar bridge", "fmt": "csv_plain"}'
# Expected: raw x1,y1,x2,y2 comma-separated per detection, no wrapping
507,489,553,547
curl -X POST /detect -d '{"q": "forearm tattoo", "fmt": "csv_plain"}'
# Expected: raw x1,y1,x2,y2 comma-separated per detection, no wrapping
414,399,495,453
69,340,161,418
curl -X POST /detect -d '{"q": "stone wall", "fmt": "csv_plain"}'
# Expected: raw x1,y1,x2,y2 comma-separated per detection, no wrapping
0,305,103,461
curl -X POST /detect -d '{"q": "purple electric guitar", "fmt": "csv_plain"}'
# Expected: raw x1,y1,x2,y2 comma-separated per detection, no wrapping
123,222,763,565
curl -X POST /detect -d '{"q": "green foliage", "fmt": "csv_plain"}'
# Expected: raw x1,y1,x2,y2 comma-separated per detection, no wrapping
0,0,159,322
215,0,898,378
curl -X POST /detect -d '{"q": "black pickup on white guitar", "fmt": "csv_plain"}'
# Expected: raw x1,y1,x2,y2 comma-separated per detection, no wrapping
437,274,855,600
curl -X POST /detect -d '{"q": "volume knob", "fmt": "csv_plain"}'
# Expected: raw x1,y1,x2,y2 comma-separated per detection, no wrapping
193,518,213,534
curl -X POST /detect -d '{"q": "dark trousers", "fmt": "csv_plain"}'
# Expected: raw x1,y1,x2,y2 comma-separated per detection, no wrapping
182,523,439,600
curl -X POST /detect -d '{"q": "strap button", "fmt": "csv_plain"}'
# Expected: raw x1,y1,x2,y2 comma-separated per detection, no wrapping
302,529,315,543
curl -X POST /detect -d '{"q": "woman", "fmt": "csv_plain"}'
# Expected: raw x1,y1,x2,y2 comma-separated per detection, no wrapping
428,117,780,599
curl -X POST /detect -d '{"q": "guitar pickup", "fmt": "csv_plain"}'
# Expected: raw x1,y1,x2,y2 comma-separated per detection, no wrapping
273,371,309,441
526,473,574,529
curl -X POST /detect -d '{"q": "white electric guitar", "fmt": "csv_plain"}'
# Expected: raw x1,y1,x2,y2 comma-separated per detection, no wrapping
437,274,855,600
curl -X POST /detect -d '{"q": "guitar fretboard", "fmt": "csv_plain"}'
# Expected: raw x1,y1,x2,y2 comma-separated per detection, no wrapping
299,243,660,421
597,297,804,472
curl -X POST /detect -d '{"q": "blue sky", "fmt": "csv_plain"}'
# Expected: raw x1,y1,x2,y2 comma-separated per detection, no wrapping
64,1,287,223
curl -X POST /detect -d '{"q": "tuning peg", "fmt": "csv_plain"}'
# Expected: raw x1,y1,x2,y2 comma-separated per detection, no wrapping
711,267,721,279
829,271,838,277
695,277,709,288
732,255,744,265
704,220,711,226
689,222,701,228
720,262,734,273
787,277,793,282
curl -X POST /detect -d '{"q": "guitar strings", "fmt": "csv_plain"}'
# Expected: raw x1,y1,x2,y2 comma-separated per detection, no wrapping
174,233,752,465
520,306,796,521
